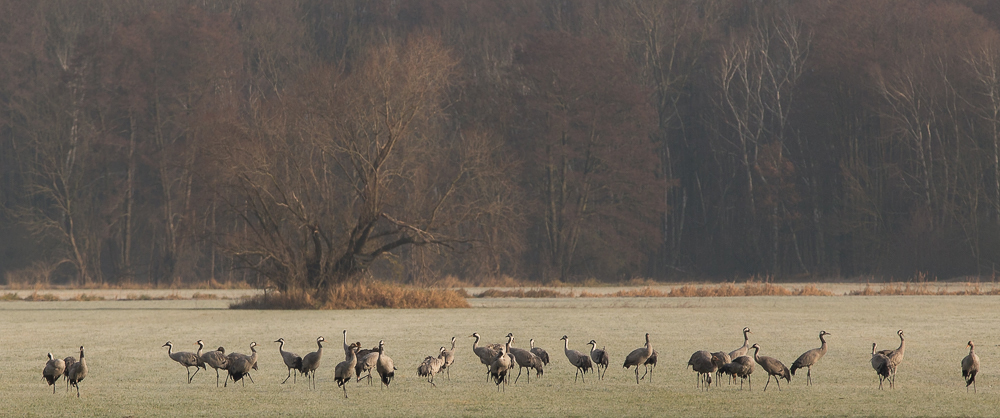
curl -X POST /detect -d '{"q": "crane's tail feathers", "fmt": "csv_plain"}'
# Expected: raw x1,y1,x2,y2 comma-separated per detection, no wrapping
966,371,977,386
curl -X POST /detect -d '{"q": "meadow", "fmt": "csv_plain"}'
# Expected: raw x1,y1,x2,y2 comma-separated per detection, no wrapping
0,295,997,417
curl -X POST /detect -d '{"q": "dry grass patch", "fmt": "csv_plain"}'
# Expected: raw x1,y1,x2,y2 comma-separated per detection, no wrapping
67,293,105,301
473,288,570,298
848,282,1000,296
575,282,835,298
231,282,470,310
0,293,22,301
190,292,220,300
21,292,59,301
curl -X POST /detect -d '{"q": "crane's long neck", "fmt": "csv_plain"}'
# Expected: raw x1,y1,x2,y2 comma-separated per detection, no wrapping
563,338,570,352
752,346,761,361
278,340,284,351
197,343,204,357
897,335,905,352
589,344,596,354
166,344,173,355
451,338,456,350
819,334,828,350
249,345,257,362
473,334,481,349
871,344,877,356
645,335,652,356
970,344,975,355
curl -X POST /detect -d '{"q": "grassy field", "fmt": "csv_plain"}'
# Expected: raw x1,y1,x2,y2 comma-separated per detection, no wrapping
1,296,997,417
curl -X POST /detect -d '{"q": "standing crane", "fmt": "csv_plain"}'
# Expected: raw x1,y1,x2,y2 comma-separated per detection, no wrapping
67,346,87,398
42,353,66,393
299,336,325,390
163,341,201,383
274,338,303,384
751,343,790,392
790,331,831,385
587,340,610,380
560,335,592,383
623,333,653,384
962,341,980,393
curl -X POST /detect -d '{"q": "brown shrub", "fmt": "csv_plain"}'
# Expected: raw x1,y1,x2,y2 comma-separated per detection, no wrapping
0,293,22,301
230,282,470,310
67,293,105,301
230,290,316,310
191,292,220,300
22,292,60,301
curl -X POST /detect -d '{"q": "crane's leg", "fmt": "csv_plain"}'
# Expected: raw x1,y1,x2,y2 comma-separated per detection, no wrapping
343,384,349,398
75,382,80,398
580,368,585,383
763,376,771,392
636,368,641,385
748,375,752,391
190,367,199,382
247,373,255,384
215,369,220,387
187,368,192,384
806,367,812,386
283,368,291,384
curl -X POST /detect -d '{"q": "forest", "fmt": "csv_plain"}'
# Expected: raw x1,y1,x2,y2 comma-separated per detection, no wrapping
4,0,1000,290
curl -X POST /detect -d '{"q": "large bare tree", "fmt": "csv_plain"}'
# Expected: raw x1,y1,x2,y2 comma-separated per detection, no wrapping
223,35,514,293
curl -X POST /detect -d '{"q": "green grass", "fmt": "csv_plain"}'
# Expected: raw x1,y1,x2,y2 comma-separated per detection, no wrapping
0,296,996,416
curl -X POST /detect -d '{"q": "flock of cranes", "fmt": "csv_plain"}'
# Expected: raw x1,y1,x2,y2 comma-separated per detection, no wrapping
41,326,982,398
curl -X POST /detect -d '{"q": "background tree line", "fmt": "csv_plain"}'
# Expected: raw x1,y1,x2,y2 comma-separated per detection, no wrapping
4,0,1000,289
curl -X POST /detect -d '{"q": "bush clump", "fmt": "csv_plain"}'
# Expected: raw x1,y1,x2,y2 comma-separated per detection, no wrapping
474,288,569,298
230,282,470,310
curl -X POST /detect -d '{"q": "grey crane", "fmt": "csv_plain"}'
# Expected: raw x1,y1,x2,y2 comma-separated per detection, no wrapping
299,336,325,389
490,344,512,391
42,353,65,393
790,330,831,385
163,341,201,383
962,340,980,393
688,350,717,390
719,355,754,390
640,350,657,382
62,355,76,392
623,333,653,384
529,338,550,366
870,342,891,390
274,338,303,384
877,330,905,388
226,346,258,385
471,332,499,379
225,342,258,387
67,346,87,398
751,343,790,392
375,340,396,389
334,344,359,398
587,340,610,380
560,335,593,383
711,351,731,386
417,347,447,386
508,335,544,384
356,344,379,385
199,344,228,387
342,329,354,361
728,327,752,359
440,337,456,380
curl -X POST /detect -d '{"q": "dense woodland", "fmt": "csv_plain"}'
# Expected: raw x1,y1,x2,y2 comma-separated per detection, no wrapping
5,0,1000,290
